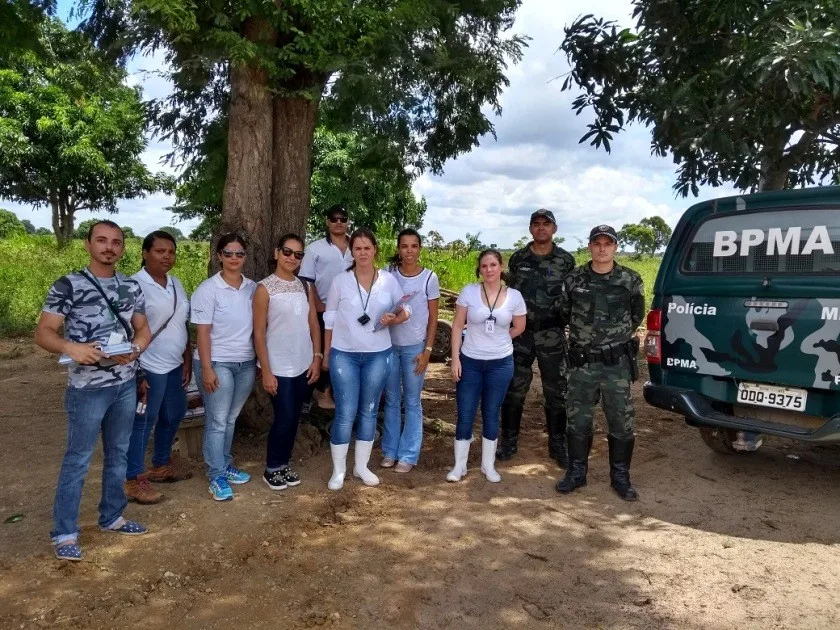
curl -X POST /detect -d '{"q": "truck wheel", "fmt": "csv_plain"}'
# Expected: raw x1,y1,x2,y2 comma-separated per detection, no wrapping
698,426,748,454
431,321,452,362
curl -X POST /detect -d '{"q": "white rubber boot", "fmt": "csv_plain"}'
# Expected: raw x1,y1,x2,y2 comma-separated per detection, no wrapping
352,440,380,487
480,437,501,483
446,439,471,482
328,443,349,491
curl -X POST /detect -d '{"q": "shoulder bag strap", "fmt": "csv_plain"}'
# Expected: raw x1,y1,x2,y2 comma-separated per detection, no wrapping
148,284,179,345
79,269,133,340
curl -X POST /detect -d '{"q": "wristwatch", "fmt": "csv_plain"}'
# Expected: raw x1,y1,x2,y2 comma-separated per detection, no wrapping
425,346,433,353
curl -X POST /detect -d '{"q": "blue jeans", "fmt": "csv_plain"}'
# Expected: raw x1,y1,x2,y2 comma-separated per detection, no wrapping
126,365,188,479
195,360,256,479
52,380,137,543
455,353,514,441
267,372,309,469
382,342,427,465
329,348,392,445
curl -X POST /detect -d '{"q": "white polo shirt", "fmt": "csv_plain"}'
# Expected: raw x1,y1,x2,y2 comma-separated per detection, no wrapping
190,272,256,363
133,268,190,374
299,236,354,302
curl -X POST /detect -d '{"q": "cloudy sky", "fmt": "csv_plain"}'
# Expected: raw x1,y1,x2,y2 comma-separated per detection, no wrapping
8,0,736,246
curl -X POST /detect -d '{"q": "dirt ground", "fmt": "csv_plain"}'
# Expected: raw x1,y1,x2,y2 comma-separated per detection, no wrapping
1,339,840,630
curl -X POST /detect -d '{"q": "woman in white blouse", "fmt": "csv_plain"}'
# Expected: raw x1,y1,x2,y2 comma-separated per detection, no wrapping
323,228,410,490
449,249,526,483
253,233,322,491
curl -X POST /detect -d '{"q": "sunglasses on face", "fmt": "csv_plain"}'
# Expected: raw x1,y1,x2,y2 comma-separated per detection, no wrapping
280,247,305,260
328,216,348,224
221,249,246,258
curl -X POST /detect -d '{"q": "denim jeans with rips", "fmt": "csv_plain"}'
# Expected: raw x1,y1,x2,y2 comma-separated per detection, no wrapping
329,348,392,445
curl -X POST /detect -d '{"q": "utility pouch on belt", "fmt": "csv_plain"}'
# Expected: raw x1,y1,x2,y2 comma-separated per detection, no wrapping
628,337,640,382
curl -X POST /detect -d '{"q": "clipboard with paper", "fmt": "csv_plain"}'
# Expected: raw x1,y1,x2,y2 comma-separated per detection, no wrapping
372,291,416,332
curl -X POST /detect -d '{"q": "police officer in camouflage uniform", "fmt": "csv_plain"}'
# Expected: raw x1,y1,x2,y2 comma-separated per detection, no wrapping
499,209,575,466
555,225,644,500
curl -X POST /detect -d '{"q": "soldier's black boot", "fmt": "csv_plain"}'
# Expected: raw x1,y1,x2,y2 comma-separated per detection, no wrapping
545,407,568,468
555,433,592,494
608,435,638,501
496,404,523,461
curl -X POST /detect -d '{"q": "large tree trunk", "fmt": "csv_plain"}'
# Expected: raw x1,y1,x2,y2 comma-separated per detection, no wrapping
214,19,275,278
270,94,321,259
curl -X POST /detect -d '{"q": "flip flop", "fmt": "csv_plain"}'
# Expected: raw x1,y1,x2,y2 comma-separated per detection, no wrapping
100,519,147,536
54,541,83,561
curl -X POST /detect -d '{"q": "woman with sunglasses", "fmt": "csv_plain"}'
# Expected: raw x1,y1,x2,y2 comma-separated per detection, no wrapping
253,234,322,490
323,228,411,490
448,249,526,483
191,234,257,501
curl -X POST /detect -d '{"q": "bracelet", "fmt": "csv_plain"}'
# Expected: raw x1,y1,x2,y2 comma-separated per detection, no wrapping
425,346,433,353
314,352,324,359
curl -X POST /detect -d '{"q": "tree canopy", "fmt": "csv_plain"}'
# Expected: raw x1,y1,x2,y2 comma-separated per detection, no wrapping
0,208,26,238
561,0,840,195
0,18,169,246
78,0,526,279
617,215,671,256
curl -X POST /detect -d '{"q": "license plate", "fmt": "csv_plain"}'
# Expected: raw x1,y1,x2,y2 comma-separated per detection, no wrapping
736,382,807,412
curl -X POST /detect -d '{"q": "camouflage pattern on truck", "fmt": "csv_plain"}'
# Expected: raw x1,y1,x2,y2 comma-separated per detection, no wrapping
662,295,840,391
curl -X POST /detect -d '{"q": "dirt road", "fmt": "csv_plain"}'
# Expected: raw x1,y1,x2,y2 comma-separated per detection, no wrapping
1,339,839,629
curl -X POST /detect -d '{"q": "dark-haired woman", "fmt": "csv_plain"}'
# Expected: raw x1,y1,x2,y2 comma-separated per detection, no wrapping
253,234,322,490
125,231,192,505
381,229,440,473
191,234,257,501
323,228,410,490
448,249,526,483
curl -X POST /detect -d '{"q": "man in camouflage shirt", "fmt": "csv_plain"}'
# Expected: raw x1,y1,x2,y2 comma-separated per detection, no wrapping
35,220,152,560
555,225,645,501
500,209,575,466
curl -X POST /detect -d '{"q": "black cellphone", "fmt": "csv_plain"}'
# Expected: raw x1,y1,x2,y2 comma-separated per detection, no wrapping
357,313,371,326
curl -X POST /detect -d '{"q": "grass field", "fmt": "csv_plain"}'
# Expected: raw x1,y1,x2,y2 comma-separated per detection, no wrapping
0,234,660,335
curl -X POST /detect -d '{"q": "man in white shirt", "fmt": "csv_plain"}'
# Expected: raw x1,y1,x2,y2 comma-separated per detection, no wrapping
299,204,353,409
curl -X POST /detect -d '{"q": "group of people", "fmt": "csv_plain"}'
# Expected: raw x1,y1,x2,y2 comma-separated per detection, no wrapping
36,205,644,562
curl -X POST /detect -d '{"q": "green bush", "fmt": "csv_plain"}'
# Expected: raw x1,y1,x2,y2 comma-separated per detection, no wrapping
0,235,210,335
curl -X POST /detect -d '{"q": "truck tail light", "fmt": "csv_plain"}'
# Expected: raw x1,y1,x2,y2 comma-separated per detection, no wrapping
645,309,661,364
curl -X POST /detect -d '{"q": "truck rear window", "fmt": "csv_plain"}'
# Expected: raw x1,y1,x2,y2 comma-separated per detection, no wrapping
682,208,840,274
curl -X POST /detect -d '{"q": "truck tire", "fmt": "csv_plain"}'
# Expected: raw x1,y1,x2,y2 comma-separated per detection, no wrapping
698,426,749,455
431,320,452,362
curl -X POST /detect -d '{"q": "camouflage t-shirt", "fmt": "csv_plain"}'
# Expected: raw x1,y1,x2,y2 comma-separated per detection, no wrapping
43,270,146,389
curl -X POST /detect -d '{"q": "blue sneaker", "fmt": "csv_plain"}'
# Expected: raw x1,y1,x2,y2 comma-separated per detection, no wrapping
209,476,233,501
224,465,251,485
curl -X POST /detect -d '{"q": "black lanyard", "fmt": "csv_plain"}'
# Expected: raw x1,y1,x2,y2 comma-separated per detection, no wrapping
355,270,377,314
482,283,503,320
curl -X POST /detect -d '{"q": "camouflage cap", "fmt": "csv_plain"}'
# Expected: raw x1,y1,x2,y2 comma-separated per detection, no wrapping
530,209,556,225
589,224,618,243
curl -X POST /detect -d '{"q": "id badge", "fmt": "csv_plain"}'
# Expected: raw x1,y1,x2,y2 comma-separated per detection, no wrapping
485,317,496,334
107,331,125,345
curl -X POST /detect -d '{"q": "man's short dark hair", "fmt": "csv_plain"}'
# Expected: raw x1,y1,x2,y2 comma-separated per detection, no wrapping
87,219,125,242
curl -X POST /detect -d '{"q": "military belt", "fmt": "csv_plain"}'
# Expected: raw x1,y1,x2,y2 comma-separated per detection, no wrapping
569,339,640,381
